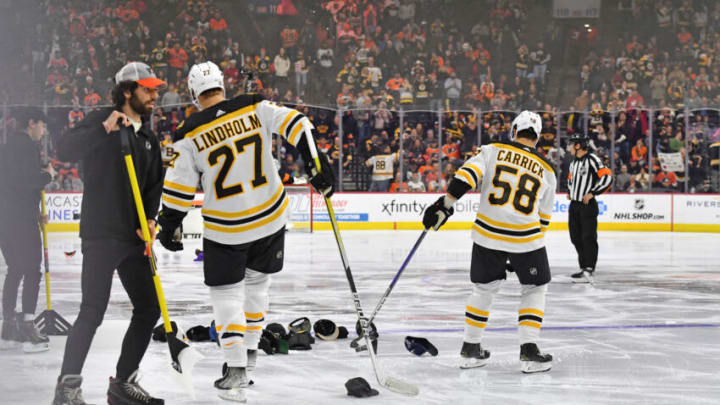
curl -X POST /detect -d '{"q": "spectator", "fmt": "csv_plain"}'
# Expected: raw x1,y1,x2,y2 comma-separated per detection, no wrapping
160,83,181,107
389,172,408,192
274,47,291,93
407,172,426,192
365,145,398,191
615,164,632,191
655,169,678,189
167,42,188,84
635,166,650,189
444,71,462,109
631,138,648,164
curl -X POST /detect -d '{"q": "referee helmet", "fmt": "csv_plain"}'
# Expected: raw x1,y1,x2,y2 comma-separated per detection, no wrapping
568,132,590,149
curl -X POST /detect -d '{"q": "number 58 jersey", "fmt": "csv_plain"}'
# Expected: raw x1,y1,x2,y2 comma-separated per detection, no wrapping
162,94,311,245
454,141,557,253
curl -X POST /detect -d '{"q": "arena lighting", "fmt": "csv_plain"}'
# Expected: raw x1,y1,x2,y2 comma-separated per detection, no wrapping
584,23,590,28
587,28,593,32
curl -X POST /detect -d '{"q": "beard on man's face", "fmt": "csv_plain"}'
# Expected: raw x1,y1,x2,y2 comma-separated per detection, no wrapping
129,92,154,115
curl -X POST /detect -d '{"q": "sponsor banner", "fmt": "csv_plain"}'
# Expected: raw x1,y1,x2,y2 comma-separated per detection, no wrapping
44,192,720,233
45,193,82,224
672,195,720,231
552,0,600,18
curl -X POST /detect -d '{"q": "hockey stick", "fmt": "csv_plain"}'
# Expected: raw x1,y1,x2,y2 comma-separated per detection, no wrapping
34,191,72,336
304,123,418,396
352,230,428,352
120,127,201,393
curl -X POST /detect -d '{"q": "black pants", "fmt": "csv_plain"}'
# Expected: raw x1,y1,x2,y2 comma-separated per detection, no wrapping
1,219,42,319
568,200,599,270
60,238,160,380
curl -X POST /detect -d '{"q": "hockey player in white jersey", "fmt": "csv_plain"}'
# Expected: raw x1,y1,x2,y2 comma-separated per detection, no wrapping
156,62,334,402
422,111,556,373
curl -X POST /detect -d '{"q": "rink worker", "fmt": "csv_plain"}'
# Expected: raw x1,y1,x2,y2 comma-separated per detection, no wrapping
53,62,166,405
0,107,54,353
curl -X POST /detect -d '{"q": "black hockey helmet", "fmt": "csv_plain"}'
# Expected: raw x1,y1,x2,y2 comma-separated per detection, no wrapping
568,132,590,149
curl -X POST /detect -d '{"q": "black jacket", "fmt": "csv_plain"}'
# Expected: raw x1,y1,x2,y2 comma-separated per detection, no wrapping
57,108,163,241
0,132,52,224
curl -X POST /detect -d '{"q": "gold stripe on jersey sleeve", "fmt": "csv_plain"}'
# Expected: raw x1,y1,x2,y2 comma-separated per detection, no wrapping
205,197,288,233
518,320,542,329
246,325,263,331
279,110,299,136
183,104,258,139
288,118,305,145
519,308,545,317
164,180,196,194
216,324,247,333
202,185,284,219
473,224,545,244
499,144,553,174
162,195,193,208
455,170,476,189
245,312,264,320
538,212,551,220
464,163,483,178
476,212,540,230
466,306,490,317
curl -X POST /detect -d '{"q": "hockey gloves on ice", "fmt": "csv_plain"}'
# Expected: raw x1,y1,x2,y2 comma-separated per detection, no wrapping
423,196,454,230
157,206,184,251
305,152,335,198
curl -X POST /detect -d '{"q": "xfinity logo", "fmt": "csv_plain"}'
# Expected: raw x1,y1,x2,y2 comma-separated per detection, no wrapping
381,200,427,215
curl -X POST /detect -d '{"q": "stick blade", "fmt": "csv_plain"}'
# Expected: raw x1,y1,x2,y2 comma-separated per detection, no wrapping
382,376,419,396
166,335,203,398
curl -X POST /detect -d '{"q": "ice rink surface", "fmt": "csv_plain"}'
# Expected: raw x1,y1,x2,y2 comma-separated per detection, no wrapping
1,230,719,405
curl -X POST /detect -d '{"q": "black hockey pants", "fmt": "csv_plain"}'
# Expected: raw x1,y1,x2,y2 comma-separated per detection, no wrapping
1,219,42,319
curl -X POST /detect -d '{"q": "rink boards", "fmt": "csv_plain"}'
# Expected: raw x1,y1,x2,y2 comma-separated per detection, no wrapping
42,192,720,233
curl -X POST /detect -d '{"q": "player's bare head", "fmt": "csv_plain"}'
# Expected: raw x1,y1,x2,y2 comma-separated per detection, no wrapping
188,61,225,110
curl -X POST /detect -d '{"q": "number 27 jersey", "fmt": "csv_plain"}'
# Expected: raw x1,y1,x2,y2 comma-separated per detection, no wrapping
162,94,311,245
454,141,557,253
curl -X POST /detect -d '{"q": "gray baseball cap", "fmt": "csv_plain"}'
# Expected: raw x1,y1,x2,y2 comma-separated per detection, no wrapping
115,62,166,88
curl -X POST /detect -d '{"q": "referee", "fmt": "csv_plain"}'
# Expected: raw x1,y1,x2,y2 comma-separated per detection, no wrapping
567,133,613,283
53,62,166,405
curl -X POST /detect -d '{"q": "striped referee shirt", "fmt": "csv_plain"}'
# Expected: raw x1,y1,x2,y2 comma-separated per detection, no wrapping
568,153,613,201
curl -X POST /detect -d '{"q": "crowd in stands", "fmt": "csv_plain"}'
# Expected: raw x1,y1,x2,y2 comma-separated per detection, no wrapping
0,0,718,193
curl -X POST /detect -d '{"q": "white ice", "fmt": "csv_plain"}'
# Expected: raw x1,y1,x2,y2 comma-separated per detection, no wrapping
1,230,719,405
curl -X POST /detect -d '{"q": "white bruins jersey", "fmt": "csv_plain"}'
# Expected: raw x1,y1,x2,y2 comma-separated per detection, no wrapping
367,153,397,180
163,94,311,245
454,141,556,253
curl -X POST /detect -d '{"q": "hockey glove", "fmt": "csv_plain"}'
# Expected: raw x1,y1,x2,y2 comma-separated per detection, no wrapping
423,196,454,231
157,207,185,251
305,152,336,198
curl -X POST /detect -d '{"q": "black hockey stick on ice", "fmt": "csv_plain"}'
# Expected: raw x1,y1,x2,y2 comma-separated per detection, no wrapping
305,123,418,396
353,230,428,352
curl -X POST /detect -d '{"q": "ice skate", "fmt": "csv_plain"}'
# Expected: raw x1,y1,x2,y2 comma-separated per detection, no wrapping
107,370,164,405
520,343,552,373
571,268,594,284
17,316,49,353
52,375,92,405
1,316,21,350
215,366,248,402
459,342,490,369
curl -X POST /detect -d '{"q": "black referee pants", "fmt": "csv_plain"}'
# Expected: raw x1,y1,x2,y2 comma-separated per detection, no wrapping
568,200,599,270
1,219,43,319
60,238,160,380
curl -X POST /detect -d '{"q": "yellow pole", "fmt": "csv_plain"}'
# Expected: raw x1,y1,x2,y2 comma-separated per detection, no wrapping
123,154,173,334
40,191,52,310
